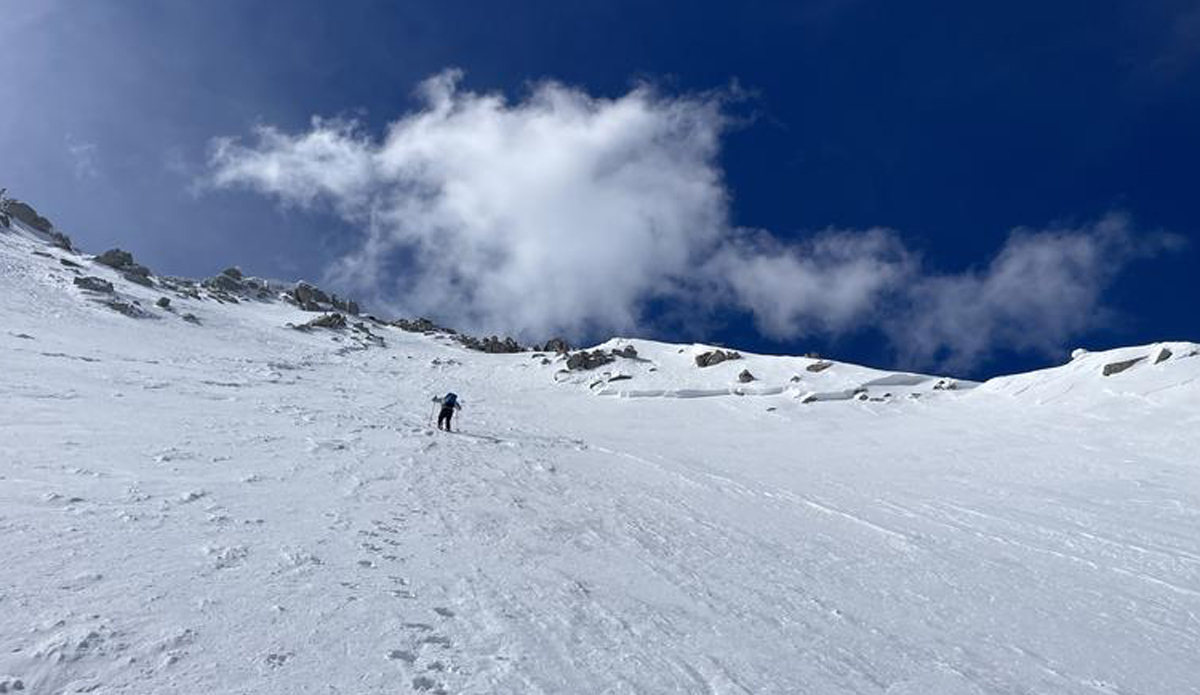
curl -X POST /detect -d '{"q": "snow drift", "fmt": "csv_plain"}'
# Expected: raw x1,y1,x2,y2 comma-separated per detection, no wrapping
2,210,1199,694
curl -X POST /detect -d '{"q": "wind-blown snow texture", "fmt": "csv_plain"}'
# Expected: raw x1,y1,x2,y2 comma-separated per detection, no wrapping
3,218,1200,694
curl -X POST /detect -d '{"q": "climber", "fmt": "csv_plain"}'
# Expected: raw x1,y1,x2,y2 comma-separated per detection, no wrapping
437,392,462,432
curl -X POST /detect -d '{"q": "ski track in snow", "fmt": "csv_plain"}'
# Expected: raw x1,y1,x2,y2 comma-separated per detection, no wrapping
2,226,1200,693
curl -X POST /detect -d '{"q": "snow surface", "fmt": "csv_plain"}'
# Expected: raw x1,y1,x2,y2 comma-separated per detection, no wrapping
3,220,1200,694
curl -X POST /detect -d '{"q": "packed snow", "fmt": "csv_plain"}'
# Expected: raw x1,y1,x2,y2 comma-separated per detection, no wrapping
2,216,1200,694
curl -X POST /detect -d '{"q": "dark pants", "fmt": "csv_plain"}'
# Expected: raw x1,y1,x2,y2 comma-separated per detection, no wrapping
437,406,455,431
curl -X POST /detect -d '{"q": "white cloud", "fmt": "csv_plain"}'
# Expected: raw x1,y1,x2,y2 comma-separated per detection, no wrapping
884,214,1182,370
209,70,729,339
716,213,1180,370
66,135,99,180
710,227,915,339
205,69,1179,370
210,118,377,211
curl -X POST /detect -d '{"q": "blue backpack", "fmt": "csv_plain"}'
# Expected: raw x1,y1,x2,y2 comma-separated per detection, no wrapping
442,393,458,407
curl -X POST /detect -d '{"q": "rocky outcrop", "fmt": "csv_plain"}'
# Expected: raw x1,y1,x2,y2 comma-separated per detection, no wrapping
612,345,639,359
566,350,616,371
565,344,645,370
101,299,154,319
47,230,74,251
194,267,280,303
1,198,73,249
95,248,154,286
293,281,329,308
331,295,360,315
542,337,571,354
695,349,741,368
806,360,833,373
95,248,135,269
74,276,114,293
294,313,348,331
5,200,54,233
393,317,450,334
459,335,524,353
392,316,529,354
124,268,154,287
283,280,360,314
1102,356,1146,376
205,273,243,293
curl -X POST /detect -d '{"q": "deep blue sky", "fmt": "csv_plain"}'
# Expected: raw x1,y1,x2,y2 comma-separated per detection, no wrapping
3,1,1197,377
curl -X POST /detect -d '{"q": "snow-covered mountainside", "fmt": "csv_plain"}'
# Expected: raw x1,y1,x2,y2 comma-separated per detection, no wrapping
3,211,1200,695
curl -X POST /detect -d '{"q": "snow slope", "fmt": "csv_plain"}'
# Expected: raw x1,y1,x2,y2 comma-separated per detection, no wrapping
3,220,1200,694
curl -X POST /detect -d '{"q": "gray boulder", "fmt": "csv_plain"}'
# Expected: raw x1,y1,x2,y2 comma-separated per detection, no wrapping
6,200,54,233
542,337,571,354
613,345,639,359
695,349,741,368
94,248,153,282
123,268,154,287
475,335,524,353
394,317,450,334
125,263,152,278
205,273,242,292
293,281,331,308
73,276,114,293
290,281,358,312
48,231,74,251
566,350,616,371
102,299,153,319
156,297,171,309
95,248,135,269
806,360,833,373
737,369,756,383
221,266,244,281
1102,356,1146,376
295,313,347,330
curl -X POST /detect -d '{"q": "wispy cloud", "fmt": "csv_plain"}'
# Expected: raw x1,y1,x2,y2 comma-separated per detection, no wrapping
205,69,1180,369
66,135,99,180
708,227,915,339
209,69,730,340
884,214,1183,371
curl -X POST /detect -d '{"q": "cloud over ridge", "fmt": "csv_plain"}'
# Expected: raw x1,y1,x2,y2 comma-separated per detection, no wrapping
210,70,730,341
207,69,1177,369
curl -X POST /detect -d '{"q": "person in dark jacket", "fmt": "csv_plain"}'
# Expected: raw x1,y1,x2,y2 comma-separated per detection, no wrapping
437,392,462,431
